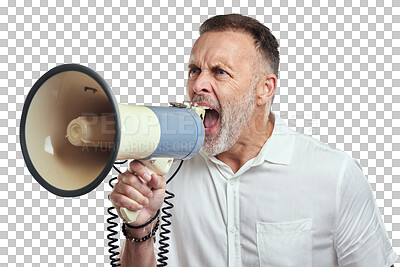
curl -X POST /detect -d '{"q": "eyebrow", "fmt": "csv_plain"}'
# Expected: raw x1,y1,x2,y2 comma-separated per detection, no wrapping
188,61,234,74
188,63,198,70
209,62,233,73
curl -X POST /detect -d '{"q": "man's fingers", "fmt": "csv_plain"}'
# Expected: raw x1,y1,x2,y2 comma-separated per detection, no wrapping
147,173,166,190
110,161,167,223
114,178,150,206
128,160,152,182
110,192,143,211
127,160,166,190
119,171,153,198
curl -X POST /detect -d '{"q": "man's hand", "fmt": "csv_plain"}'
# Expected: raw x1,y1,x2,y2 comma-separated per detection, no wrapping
110,160,166,226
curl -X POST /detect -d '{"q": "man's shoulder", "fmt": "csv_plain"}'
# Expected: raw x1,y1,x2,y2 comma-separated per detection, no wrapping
292,131,352,170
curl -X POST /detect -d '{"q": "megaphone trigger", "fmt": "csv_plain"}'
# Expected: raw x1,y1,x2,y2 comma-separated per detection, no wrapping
140,158,174,176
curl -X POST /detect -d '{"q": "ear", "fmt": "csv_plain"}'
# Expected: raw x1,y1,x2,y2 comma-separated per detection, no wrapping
256,73,277,106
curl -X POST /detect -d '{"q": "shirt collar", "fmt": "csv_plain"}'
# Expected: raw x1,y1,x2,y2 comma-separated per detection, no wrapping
199,111,297,166
256,111,297,165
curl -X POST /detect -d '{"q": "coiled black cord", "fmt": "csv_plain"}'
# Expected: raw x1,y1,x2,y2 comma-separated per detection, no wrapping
156,189,175,266
157,160,183,266
107,160,127,267
107,159,183,267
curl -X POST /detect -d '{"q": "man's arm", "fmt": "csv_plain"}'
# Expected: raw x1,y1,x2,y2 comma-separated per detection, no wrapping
110,160,167,267
119,228,157,266
334,157,398,266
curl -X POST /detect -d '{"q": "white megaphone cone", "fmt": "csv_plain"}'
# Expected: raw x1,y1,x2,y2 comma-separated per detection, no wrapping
20,64,205,223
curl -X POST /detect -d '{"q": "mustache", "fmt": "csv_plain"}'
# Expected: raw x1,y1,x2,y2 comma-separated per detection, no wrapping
192,95,221,112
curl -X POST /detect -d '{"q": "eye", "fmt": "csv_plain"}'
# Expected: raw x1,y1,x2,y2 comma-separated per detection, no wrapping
189,68,201,77
215,69,228,75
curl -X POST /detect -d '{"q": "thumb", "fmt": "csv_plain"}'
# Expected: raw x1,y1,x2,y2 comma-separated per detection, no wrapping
147,173,166,190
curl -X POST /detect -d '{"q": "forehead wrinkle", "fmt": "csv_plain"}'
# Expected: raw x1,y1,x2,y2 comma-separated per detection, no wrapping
188,52,235,73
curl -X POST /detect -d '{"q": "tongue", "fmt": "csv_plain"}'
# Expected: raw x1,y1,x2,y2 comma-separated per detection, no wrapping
204,109,219,128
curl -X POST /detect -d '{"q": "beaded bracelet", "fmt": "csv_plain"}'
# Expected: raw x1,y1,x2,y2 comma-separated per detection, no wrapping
122,217,159,243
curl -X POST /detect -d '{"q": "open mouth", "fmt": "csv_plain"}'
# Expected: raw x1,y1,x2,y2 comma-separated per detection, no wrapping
203,107,220,129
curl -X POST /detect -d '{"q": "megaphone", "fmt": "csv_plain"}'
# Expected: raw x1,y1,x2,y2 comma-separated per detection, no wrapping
20,63,205,222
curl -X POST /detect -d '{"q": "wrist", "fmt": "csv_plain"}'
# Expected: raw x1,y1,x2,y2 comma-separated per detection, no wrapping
123,218,159,243
124,209,160,229
122,210,160,243
123,216,159,237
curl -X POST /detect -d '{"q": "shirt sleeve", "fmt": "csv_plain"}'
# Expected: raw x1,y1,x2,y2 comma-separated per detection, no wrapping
334,156,398,267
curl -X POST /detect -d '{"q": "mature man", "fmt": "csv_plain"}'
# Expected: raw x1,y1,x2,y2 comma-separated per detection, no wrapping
110,14,397,266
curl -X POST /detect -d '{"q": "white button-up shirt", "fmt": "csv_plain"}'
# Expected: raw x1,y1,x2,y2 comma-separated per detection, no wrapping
151,112,398,266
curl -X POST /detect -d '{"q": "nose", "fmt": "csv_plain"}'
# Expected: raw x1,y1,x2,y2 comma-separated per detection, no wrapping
192,72,213,96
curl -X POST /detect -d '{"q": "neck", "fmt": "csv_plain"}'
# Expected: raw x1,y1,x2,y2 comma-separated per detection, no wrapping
216,112,275,173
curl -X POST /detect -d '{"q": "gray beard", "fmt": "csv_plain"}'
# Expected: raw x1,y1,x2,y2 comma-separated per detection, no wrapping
193,82,257,157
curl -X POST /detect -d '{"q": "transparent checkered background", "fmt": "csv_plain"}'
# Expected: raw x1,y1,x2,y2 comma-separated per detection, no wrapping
0,0,399,266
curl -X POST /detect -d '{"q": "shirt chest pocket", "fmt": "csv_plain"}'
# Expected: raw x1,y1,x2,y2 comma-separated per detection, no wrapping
256,218,313,267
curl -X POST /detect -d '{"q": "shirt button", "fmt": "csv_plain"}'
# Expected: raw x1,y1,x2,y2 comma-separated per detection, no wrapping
229,180,235,185
230,226,237,233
